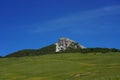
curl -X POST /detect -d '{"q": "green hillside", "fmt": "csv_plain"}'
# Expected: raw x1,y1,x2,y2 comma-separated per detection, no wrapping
5,44,56,57
5,43,120,58
0,52,120,80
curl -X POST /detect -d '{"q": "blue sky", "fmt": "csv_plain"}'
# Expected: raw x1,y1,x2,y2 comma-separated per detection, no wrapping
0,0,120,56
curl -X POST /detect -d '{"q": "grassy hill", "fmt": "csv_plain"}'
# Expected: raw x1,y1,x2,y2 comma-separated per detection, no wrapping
5,44,56,57
0,52,120,80
5,43,120,57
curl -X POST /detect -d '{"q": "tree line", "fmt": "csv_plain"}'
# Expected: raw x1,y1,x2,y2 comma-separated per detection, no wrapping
5,44,56,57
63,47,120,53
1,44,120,58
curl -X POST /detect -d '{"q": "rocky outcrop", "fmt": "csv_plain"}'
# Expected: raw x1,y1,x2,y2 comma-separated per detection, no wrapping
55,37,85,52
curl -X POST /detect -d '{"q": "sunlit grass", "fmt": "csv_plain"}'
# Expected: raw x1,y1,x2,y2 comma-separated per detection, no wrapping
0,53,120,80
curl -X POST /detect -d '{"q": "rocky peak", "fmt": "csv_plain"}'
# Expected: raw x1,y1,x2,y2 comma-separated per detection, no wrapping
55,37,85,52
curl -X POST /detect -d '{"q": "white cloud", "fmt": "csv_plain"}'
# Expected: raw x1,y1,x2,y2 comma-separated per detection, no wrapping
31,5,120,34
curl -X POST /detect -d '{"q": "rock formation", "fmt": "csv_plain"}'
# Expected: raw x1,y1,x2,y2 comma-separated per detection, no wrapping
55,37,85,52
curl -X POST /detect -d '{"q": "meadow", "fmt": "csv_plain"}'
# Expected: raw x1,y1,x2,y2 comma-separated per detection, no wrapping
0,52,120,80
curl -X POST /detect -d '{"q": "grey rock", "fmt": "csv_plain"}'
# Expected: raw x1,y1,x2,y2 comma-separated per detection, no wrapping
55,37,85,52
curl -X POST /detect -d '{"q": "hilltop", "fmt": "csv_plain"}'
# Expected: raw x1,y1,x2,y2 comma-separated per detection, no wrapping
5,37,120,57
55,37,85,52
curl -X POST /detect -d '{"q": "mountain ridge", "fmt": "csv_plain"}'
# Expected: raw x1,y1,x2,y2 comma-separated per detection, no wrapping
4,37,120,57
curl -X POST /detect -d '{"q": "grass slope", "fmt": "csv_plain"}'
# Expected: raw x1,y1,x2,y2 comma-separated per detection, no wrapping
0,53,120,80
